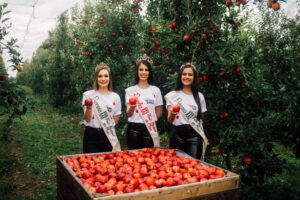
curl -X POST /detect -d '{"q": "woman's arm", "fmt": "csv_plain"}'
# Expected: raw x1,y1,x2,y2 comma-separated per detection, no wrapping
155,106,163,119
113,115,121,125
83,105,92,122
167,105,178,123
126,103,136,117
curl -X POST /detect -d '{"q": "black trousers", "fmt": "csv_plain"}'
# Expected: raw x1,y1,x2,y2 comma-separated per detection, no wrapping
83,126,112,153
126,122,154,150
169,124,203,159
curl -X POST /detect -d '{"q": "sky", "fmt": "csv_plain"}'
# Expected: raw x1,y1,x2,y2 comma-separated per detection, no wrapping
2,0,298,78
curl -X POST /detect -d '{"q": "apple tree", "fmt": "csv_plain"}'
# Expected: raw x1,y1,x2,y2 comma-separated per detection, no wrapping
0,3,31,141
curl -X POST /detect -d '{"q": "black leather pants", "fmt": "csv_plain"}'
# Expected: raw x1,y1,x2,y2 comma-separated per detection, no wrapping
169,124,203,159
126,122,154,150
83,126,112,153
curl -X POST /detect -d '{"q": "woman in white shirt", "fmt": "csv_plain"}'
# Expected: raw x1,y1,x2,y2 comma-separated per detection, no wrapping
82,63,121,153
125,55,163,149
165,63,207,159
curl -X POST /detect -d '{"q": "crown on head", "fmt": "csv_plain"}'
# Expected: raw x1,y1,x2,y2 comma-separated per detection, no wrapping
180,62,196,70
136,54,153,65
95,62,110,72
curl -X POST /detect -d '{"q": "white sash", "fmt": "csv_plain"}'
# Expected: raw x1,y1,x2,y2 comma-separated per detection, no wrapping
126,88,160,147
165,91,209,160
84,91,121,152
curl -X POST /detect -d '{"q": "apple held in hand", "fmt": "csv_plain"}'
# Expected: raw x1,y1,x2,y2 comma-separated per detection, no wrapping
129,97,137,105
85,98,93,106
172,105,180,112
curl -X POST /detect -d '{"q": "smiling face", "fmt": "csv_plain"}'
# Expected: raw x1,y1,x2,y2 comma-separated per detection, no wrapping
181,67,194,86
97,69,110,89
138,63,150,82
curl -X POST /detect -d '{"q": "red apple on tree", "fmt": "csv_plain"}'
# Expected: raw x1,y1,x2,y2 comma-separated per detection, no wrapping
154,40,161,46
183,35,190,41
244,157,252,164
214,149,220,155
241,0,246,5
223,112,228,118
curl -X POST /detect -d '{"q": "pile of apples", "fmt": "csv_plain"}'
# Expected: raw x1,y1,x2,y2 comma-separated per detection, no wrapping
65,148,225,195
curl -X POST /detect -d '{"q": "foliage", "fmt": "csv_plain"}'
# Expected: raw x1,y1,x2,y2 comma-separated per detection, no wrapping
0,3,32,141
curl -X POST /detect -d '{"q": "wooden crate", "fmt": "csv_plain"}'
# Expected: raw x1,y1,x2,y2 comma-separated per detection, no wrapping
57,150,240,200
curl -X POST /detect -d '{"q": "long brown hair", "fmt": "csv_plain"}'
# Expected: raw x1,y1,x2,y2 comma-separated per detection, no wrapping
176,63,202,120
93,63,112,91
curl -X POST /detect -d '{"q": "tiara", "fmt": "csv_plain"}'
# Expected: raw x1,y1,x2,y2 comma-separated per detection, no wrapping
136,54,153,65
180,62,196,70
95,62,110,72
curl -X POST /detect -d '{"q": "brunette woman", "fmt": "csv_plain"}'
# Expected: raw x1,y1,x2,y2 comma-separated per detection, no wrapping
125,54,163,149
165,63,208,159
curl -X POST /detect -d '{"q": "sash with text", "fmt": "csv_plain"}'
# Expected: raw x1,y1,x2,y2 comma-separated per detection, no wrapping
165,91,209,160
85,92,121,152
126,88,160,147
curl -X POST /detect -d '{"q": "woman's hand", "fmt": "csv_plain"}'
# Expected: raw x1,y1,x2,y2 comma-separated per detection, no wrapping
83,105,92,122
126,103,137,117
167,105,179,123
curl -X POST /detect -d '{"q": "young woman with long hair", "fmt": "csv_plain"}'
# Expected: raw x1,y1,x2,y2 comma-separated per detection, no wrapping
165,63,207,159
82,63,121,153
125,55,163,149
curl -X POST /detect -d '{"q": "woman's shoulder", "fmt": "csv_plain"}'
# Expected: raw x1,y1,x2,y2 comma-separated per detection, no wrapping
165,90,177,97
111,91,121,99
150,85,162,93
83,90,96,97
125,85,137,92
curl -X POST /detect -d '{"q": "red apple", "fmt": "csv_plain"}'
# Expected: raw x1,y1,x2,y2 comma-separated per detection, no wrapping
129,97,137,105
244,157,252,164
214,149,220,155
183,35,189,41
223,112,229,118
154,40,161,46
172,105,180,112
85,98,93,106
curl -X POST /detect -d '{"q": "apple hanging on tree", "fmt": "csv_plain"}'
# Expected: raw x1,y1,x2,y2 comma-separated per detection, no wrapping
244,157,252,164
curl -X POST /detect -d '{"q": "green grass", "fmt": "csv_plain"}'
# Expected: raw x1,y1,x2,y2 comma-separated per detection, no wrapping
0,86,82,200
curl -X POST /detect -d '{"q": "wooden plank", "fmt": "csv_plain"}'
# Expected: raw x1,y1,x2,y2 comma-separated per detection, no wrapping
93,175,239,200
185,189,239,200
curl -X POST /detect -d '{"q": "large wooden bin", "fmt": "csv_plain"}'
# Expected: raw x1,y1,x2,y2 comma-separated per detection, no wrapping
57,150,240,200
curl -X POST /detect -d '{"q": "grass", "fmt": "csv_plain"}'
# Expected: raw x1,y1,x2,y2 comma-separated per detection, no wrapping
0,86,299,199
0,86,82,200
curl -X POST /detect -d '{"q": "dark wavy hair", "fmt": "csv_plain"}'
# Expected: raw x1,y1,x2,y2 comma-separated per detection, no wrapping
135,60,153,84
176,63,202,120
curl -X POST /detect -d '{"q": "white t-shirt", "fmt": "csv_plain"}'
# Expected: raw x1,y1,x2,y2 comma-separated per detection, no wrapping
82,90,121,128
125,85,163,123
165,90,207,126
